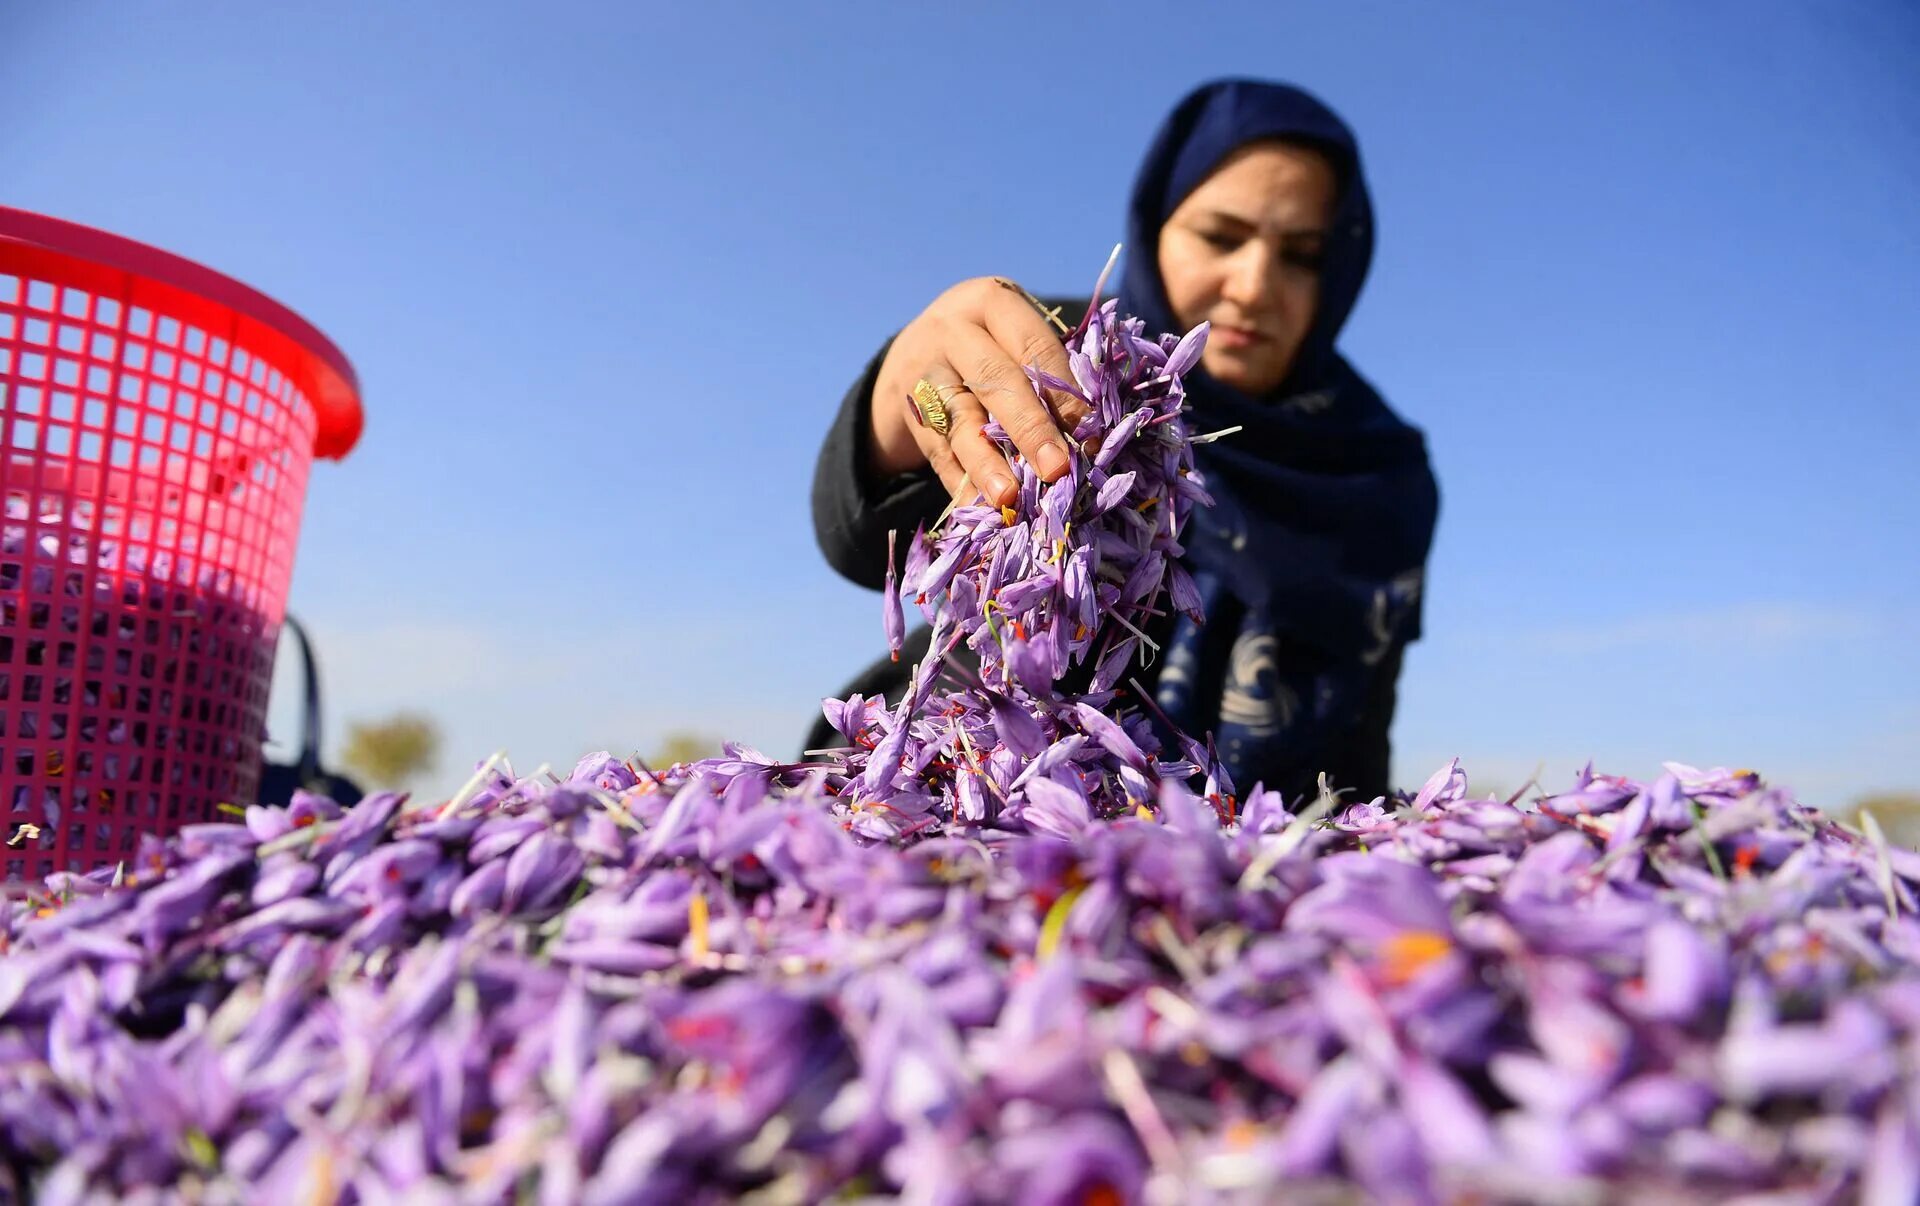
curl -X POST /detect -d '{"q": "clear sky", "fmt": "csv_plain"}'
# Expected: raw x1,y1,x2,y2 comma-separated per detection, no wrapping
5,2,1916,808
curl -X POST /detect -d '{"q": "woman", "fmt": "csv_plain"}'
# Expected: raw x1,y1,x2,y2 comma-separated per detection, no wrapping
809,78,1439,805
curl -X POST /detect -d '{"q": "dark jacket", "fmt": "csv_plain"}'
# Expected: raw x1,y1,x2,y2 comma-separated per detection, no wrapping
805,296,1407,805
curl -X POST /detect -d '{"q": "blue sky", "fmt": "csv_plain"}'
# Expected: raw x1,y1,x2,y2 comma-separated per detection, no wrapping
6,3,1916,807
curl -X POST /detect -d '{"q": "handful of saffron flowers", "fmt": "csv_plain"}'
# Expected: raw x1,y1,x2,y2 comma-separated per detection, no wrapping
2,295,1918,1204
828,293,1222,841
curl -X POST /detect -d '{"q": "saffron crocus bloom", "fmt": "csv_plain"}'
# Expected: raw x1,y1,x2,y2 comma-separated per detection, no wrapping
883,529,906,662
569,751,639,793
1286,853,1454,946
993,1113,1146,1206
1021,776,1093,841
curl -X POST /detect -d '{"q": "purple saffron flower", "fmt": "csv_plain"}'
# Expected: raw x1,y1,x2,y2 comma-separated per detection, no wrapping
502,829,586,914
244,805,294,844
467,816,547,866
1092,470,1137,516
1073,701,1150,772
1287,853,1454,946
251,859,322,909
1093,409,1145,470
569,752,640,793
1620,919,1728,1024
1163,322,1209,379
1865,1090,1920,1206
1609,1074,1715,1133
1274,1055,1372,1175
450,858,509,918
1718,999,1893,1102
987,691,1050,759
883,529,906,663
1021,777,1093,841
993,1113,1146,1206
135,848,251,948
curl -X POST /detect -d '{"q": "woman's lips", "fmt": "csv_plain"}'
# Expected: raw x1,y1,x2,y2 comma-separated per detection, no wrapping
1210,326,1268,350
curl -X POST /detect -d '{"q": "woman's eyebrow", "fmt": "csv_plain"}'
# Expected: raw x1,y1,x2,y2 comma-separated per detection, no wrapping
1197,210,1258,231
1196,210,1327,239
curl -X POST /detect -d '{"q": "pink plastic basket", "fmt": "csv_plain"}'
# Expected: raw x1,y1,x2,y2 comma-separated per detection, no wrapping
0,206,362,877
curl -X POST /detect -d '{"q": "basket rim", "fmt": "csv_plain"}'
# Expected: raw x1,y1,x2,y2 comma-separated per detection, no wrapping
0,204,363,460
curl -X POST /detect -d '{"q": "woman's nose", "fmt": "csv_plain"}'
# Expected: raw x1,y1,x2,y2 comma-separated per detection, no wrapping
1219,244,1276,310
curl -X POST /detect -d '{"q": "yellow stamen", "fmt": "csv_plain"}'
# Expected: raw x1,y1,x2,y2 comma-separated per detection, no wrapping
1036,884,1086,961
689,890,710,961
307,1149,335,1206
1225,1119,1261,1150
1380,930,1453,986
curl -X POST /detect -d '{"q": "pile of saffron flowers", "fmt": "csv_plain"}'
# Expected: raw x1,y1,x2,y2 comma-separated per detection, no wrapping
2,297,1916,1204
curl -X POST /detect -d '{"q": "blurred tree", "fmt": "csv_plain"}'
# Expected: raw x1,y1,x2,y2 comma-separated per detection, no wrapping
339,712,442,790
1837,792,1920,850
649,732,719,768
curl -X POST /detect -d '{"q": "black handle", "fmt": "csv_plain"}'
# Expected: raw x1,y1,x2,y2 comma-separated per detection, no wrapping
279,613,325,782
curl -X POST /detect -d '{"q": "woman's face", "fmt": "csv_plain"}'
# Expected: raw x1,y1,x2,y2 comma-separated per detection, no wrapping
1156,140,1337,395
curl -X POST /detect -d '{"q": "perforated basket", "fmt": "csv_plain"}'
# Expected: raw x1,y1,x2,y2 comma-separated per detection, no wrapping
0,206,362,878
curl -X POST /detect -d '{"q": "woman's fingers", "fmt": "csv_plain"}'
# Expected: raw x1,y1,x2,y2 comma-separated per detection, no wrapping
947,319,1075,485
923,361,1017,506
983,279,1092,439
918,426,970,501
869,276,1088,495
943,386,1016,506
904,362,988,502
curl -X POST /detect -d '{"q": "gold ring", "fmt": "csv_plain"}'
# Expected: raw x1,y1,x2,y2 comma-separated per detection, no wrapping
911,377,952,438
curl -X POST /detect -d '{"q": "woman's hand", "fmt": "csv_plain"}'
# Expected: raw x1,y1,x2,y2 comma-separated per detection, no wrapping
867,277,1092,509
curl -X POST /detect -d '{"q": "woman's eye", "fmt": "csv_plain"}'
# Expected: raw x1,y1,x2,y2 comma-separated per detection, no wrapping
1199,231,1240,251
1282,247,1325,272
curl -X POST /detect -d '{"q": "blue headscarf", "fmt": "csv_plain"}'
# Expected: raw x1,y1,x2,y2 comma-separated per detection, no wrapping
1117,78,1440,797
